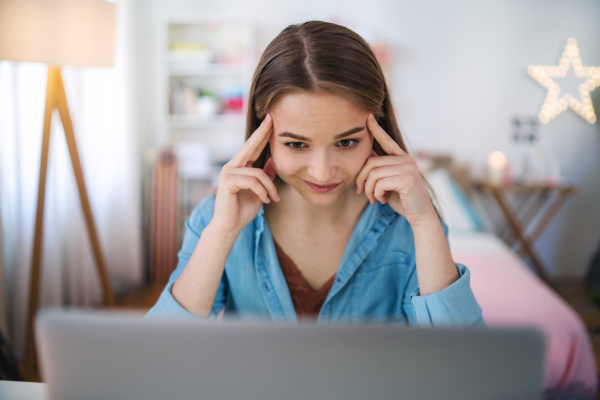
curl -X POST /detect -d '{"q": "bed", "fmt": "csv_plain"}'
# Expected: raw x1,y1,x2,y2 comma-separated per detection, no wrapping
422,154,598,397
450,231,597,396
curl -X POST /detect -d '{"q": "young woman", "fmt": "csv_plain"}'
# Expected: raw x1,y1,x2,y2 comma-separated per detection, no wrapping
147,21,484,327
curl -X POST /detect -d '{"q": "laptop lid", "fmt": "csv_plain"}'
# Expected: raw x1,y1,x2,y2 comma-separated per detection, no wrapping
36,309,544,400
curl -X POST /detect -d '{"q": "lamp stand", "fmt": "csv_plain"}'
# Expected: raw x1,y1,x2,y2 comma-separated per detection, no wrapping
23,67,116,380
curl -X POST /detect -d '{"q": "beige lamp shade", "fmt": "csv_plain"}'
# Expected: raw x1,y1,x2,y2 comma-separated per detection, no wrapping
0,0,116,67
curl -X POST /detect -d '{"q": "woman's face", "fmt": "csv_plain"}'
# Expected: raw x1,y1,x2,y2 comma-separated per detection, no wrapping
269,91,374,207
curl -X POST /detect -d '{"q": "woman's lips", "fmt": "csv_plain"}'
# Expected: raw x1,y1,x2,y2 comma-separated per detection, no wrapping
303,180,340,193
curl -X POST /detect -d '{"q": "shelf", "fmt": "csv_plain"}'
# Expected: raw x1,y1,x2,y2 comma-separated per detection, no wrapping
168,61,250,76
169,114,245,129
164,16,254,133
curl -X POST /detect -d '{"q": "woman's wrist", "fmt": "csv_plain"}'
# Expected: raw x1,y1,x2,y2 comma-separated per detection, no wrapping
204,221,244,244
172,222,240,317
410,211,458,295
408,208,441,231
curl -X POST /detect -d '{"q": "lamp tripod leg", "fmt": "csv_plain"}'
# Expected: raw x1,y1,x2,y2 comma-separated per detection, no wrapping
23,67,116,382
23,68,56,381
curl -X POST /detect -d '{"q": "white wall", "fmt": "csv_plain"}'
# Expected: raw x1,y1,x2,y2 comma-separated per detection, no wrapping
132,0,600,277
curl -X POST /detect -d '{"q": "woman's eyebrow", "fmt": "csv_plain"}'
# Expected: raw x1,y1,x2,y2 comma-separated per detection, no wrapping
278,126,365,141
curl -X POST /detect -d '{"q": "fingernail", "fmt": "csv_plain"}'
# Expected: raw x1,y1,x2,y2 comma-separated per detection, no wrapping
264,114,271,123
275,193,280,201
369,114,375,121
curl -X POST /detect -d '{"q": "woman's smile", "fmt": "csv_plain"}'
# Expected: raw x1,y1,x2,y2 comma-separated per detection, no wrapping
303,180,341,193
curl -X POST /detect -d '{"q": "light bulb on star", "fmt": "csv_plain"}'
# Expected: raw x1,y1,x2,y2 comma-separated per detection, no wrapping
528,38,600,124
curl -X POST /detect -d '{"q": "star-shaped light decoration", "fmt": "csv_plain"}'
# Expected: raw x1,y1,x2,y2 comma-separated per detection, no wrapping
528,38,600,124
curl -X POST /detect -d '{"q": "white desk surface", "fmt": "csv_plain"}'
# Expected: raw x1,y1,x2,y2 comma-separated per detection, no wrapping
0,380,47,400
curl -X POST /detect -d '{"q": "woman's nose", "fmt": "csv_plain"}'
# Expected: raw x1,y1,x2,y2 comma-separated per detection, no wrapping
307,151,337,183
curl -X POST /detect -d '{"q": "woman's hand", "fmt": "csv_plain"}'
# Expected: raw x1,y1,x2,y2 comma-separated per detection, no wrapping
211,114,279,233
356,114,436,227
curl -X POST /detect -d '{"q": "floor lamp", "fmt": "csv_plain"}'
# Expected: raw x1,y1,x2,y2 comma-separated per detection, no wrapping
0,0,118,380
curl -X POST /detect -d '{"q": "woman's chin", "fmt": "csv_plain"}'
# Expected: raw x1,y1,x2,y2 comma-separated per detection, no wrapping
302,194,341,207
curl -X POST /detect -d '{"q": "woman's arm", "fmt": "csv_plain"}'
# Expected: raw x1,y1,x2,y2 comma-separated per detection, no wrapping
357,114,483,326
171,223,240,318
168,114,278,318
357,113,459,295
410,217,459,295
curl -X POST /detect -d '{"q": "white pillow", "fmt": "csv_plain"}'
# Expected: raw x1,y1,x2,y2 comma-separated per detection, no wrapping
425,168,484,233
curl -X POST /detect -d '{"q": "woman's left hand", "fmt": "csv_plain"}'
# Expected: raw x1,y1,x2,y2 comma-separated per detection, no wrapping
356,114,436,227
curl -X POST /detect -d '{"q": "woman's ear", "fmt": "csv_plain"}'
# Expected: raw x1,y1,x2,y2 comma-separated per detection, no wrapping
263,157,277,181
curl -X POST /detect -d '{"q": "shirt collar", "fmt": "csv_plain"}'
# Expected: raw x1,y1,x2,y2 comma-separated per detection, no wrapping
253,202,399,322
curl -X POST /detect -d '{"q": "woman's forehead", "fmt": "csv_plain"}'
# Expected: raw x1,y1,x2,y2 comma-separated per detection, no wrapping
270,92,368,139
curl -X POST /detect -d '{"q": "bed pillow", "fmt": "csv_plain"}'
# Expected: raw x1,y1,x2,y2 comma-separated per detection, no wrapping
425,168,484,232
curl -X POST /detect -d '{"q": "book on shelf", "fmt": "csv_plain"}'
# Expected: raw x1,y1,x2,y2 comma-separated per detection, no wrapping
150,148,179,283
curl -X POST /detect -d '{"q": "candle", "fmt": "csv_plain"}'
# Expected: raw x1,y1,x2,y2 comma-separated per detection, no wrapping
488,151,507,185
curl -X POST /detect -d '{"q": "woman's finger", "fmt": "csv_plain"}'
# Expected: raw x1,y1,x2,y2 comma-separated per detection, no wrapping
230,166,280,201
362,165,403,203
356,155,407,193
357,150,378,194
224,174,271,204
248,122,274,167
373,176,399,204
229,114,273,167
367,114,405,157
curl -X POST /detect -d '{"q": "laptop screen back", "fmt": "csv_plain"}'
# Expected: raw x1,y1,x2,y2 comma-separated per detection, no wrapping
36,309,544,400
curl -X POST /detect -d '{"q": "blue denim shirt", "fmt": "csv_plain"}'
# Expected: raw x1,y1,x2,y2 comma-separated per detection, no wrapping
147,195,485,327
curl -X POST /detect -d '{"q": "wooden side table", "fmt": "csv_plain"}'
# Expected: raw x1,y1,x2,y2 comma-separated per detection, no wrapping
472,180,577,287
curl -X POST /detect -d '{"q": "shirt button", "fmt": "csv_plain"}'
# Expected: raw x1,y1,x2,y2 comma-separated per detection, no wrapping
262,281,271,291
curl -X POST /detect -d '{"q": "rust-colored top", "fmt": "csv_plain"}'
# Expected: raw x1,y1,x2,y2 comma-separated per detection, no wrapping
273,239,335,317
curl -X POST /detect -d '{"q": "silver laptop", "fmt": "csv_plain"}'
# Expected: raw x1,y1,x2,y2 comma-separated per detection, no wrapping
36,309,544,400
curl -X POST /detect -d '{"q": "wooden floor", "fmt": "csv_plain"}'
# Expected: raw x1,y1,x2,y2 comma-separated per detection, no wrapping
114,281,165,311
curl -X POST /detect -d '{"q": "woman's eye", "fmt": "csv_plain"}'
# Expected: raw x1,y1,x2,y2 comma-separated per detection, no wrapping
337,139,357,148
286,142,306,150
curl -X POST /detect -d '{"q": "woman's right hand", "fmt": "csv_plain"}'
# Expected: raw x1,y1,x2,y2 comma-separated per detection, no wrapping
211,114,279,233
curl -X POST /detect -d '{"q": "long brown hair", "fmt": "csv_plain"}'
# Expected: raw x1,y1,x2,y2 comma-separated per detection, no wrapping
245,21,441,217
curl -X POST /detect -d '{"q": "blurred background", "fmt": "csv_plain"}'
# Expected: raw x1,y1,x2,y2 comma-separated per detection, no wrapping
0,0,599,384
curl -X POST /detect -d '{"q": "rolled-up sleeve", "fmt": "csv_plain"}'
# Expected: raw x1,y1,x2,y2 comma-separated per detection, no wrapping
405,263,486,328
145,196,227,319
146,282,199,319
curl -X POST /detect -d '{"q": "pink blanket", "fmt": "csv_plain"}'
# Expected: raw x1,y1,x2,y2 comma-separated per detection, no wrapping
450,233,598,396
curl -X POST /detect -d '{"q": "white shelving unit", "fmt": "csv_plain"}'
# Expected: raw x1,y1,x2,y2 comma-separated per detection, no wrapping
159,14,255,164
150,15,256,254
